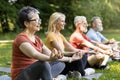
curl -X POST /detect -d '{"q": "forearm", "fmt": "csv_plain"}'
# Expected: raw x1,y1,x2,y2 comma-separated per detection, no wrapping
32,52,51,61
62,51,76,56
62,48,81,56
97,43,110,50
58,56,72,63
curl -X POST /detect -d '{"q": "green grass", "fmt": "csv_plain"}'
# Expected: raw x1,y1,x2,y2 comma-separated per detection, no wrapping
0,42,12,67
0,29,120,79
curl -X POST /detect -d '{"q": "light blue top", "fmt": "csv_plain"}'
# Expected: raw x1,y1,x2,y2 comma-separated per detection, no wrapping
86,28,107,42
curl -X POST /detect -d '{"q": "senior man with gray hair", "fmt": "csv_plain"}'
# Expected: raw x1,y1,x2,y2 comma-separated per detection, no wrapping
70,16,110,70
86,16,120,61
74,16,88,33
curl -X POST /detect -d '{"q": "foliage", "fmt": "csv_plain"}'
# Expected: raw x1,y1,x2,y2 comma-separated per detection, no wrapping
0,0,120,33
0,0,17,32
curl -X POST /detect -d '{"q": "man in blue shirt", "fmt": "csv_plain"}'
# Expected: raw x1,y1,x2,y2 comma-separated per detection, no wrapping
86,17,108,43
87,16,120,61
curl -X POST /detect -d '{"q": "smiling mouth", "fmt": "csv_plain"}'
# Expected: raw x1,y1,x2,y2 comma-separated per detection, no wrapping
37,26,42,29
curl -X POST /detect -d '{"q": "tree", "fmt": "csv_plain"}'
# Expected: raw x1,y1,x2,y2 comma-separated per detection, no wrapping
0,0,120,33
0,0,17,32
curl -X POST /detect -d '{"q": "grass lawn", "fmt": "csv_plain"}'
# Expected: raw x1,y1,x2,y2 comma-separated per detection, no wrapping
0,29,120,80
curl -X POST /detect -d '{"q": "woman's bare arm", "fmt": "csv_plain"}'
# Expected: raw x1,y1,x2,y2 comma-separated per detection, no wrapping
51,40,79,56
19,42,52,61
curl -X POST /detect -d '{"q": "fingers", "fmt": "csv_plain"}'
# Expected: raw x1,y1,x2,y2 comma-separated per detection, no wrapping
51,48,63,60
57,50,63,59
51,51,55,58
72,53,82,61
51,48,56,57
52,48,57,55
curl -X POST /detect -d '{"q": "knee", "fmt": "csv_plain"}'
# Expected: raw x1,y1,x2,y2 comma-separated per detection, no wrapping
58,62,65,69
41,62,51,70
96,54,104,60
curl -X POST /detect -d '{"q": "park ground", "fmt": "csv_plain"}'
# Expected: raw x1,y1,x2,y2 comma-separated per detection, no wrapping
0,29,120,80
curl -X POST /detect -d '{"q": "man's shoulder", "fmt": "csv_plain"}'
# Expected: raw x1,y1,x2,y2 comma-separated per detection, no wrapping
87,28,95,36
70,32,83,40
87,28,95,33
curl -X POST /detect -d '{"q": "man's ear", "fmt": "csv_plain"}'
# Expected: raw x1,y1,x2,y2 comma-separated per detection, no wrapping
91,22,95,28
75,23,79,27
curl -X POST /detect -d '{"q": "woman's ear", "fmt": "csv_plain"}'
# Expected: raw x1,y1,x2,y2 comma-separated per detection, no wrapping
24,21,29,28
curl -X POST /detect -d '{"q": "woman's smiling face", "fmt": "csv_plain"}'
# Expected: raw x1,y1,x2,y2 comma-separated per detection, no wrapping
55,16,66,31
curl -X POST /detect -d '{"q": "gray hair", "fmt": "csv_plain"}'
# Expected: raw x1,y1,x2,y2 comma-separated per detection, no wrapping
74,16,86,25
18,6,40,29
91,16,101,23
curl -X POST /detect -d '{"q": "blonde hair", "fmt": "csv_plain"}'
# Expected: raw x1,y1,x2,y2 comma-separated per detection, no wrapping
47,12,65,33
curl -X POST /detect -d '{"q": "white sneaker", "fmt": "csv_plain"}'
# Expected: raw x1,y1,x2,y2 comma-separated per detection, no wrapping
84,68,95,76
56,74,67,80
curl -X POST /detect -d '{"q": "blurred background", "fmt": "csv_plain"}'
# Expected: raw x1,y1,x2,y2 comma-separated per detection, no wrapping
0,0,120,34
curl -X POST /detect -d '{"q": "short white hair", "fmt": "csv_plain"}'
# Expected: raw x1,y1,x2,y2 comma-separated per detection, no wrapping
74,16,86,25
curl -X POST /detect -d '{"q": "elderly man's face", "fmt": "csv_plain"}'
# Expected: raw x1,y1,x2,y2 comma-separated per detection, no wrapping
83,20,88,32
94,19,103,32
80,20,88,33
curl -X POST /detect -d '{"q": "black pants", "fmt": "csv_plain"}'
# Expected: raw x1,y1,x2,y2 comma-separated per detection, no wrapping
16,61,65,80
61,54,89,76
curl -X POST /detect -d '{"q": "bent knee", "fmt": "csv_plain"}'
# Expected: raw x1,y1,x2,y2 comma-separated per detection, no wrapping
96,54,104,60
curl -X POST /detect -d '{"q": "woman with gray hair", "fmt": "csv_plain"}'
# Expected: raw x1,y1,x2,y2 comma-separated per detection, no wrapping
11,6,65,80
46,12,95,78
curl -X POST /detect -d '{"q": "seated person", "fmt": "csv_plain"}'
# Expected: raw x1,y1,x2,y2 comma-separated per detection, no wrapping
11,6,65,80
69,16,110,69
86,16,120,59
46,12,95,77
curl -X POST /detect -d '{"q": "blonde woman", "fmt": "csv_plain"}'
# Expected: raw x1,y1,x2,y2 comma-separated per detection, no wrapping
46,12,95,77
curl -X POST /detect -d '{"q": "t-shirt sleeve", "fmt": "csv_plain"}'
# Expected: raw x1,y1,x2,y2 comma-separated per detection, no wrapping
60,34,67,42
75,35,84,46
98,32,107,41
47,32,57,42
70,33,84,48
15,35,29,47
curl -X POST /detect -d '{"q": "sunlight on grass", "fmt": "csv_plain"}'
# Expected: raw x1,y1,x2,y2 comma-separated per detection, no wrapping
110,62,120,72
0,43,12,48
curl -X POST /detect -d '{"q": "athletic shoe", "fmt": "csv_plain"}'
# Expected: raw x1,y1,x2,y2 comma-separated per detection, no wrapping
56,75,67,80
84,68,95,76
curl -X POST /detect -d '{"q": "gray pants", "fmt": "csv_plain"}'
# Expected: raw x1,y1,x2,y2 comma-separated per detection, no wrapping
16,61,65,80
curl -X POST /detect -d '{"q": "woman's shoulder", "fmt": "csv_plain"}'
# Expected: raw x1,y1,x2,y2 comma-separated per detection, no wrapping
47,32,56,37
15,32,27,40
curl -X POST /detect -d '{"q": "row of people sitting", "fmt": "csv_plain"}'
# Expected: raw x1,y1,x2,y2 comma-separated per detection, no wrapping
45,12,120,79
11,6,120,80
